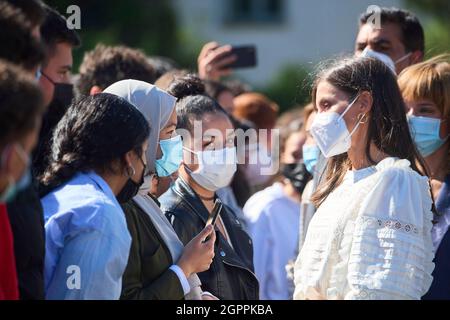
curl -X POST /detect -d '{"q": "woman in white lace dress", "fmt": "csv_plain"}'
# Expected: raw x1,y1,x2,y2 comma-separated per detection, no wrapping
293,57,435,300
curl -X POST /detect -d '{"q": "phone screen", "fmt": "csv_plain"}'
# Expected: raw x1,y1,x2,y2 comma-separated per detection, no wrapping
225,45,257,69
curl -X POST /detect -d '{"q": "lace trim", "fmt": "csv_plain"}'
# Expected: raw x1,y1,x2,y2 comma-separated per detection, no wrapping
351,289,380,300
356,216,421,235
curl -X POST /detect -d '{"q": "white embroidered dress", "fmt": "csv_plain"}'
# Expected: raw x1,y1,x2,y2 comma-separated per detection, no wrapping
294,157,435,300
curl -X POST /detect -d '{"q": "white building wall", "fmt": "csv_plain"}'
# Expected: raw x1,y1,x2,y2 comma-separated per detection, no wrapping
172,0,404,85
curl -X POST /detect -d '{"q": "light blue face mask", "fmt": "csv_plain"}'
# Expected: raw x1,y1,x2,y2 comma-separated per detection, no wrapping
35,68,42,80
302,144,320,174
408,115,449,157
0,170,32,203
0,176,17,203
0,144,31,203
155,135,183,177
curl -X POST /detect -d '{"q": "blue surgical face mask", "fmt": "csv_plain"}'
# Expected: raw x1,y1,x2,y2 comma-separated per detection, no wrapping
0,177,17,203
16,168,31,191
155,135,183,177
1,169,32,203
35,68,42,81
0,144,31,203
408,115,449,157
302,144,320,174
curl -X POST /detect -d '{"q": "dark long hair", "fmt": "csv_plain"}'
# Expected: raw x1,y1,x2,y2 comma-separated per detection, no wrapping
311,56,429,206
39,93,150,196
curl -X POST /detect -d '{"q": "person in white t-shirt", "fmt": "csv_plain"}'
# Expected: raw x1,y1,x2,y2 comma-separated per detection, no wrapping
245,117,311,300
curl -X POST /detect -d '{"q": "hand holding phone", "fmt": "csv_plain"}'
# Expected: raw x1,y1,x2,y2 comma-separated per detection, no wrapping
198,42,236,80
224,45,257,69
198,42,257,81
177,225,216,277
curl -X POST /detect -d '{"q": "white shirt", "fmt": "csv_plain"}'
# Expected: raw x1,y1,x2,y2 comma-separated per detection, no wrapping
294,157,435,300
244,183,301,300
299,180,316,251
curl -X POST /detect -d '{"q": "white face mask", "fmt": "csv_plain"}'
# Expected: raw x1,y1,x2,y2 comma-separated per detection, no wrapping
184,147,237,192
360,47,412,74
310,94,364,158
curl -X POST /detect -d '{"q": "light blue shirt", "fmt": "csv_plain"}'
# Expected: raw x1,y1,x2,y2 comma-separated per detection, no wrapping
42,172,131,300
244,183,301,300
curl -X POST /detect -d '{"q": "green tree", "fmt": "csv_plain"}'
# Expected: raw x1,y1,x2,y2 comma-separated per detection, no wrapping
44,0,198,70
258,64,313,114
405,0,450,57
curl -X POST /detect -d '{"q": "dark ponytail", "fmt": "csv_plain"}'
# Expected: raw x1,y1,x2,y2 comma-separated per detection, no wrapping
39,93,150,196
167,74,228,132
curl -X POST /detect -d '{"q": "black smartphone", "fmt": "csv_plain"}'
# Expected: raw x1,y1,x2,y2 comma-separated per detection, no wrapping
225,45,257,69
204,200,222,242
206,199,222,227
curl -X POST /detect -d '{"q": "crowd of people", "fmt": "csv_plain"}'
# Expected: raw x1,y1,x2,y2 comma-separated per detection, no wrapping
0,0,449,300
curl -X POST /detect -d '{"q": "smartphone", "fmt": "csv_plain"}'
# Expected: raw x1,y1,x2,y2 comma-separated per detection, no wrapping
206,199,222,227
204,200,222,242
224,45,257,69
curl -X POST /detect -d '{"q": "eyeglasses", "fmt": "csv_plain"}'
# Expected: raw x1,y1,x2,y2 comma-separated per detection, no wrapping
40,71,56,85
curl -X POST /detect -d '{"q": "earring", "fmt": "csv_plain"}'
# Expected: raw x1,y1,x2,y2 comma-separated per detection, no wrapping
126,165,136,178
357,113,368,124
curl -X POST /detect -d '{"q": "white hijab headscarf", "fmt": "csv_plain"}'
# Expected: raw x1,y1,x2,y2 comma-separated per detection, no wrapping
105,79,175,174
104,80,203,299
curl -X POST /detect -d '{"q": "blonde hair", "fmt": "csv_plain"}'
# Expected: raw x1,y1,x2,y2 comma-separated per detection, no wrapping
398,54,450,119
398,54,450,174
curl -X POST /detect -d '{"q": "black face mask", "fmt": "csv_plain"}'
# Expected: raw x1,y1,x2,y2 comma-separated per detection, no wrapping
33,82,75,176
281,162,312,195
41,83,74,136
117,163,146,204
42,72,75,111
52,82,74,109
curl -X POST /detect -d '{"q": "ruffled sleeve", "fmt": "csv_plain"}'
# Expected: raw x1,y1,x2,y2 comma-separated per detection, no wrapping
345,161,435,300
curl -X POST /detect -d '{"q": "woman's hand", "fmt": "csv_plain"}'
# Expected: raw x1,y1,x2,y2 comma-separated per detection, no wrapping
177,225,216,278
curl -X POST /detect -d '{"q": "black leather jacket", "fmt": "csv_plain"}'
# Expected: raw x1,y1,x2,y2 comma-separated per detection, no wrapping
159,178,259,300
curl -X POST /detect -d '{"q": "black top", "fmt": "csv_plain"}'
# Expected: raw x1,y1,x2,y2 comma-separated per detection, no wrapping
422,174,450,300
120,199,185,300
159,178,259,300
7,182,45,300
